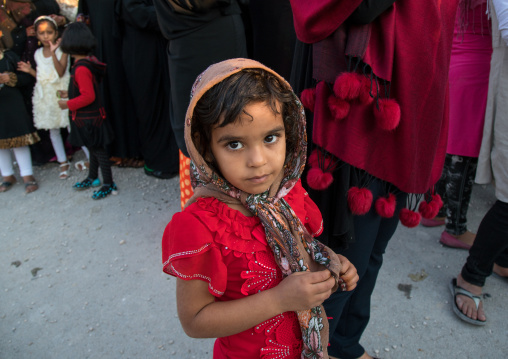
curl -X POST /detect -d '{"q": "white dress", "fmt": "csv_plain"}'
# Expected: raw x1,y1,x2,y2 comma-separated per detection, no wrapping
32,47,70,130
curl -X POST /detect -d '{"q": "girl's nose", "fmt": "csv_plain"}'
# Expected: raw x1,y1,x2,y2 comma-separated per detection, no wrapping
247,146,267,168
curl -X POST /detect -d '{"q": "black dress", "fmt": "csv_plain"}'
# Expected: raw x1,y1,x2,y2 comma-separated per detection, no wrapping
78,0,140,159
0,50,40,149
115,0,178,173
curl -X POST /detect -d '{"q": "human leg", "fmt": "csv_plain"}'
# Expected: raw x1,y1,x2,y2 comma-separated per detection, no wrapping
325,179,406,359
49,128,70,179
12,146,38,193
453,200,508,323
0,149,17,192
92,147,116,200
439,155,478,248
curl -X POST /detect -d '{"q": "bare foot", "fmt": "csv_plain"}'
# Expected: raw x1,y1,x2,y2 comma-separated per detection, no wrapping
452,230,476,247
493,263,508,277
0,175,17,192
23,175,38,194
455,274,486,322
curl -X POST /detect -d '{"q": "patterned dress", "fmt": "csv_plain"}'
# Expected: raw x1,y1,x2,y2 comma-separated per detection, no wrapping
162,181,324,358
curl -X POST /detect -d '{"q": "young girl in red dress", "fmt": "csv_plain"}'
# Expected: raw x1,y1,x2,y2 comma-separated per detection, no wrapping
161,58,359,359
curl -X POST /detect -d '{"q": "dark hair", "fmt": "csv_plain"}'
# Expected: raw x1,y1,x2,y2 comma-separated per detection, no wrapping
60,22,96,56
192,68,300,171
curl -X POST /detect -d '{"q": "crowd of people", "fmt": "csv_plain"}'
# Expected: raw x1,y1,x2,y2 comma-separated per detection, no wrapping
1,0,507,358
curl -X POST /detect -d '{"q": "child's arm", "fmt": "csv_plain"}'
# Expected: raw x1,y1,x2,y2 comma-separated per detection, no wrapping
50,40,69,78
66,66,95,111
177,269,335,338
17,61,36,78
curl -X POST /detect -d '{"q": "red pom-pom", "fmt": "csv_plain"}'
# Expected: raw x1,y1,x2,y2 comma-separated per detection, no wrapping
358,76,376,104
307,149,336,170
300,88,316,112
375,193,396,218
399,208,422,228
374,98,401,131
328,95,350,121
333,72,362,100
347,187,373,215
418,201,436,219
307,167,334,190
431,194,443,210
308,149,319,167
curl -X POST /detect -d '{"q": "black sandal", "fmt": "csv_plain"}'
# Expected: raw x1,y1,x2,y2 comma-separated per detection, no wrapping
24,181,38,194
0,181,15,193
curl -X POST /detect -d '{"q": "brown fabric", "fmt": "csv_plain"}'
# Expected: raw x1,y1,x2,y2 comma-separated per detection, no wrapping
0,132,40,149
183,58,342,358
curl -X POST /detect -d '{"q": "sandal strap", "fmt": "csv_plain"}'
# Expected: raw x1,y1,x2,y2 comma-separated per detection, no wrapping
454,286,482,309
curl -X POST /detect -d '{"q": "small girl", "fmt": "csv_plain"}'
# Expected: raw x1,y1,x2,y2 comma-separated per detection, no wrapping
162,59,359,358
17,16,71,180
57,22,116,200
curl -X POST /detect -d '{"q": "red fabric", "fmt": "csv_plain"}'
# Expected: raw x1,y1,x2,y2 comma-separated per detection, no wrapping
162,181,322,358
66,66,96,112
302,1,459,193
290,0,362,44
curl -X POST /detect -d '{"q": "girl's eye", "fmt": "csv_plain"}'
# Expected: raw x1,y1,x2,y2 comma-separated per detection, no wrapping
265,135,278,144
226,141,243,150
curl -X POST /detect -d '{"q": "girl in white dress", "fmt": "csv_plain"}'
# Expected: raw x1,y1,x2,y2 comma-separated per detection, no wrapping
18,16,71,179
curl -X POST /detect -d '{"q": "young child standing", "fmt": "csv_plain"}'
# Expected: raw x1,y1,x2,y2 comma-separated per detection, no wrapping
57,22,116,200
17,16,71,180
162,59,359,358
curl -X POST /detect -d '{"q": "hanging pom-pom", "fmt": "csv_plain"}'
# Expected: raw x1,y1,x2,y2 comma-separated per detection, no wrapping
418,201,436,219
347,187,373,215
307,167,334,190
333,72,362,100
374,98,401,131
431,194,443,210
399,208,422,228
358,76,376,104
328,95,350,121
308,149,319,167
375,193,396,218
300,88,316,112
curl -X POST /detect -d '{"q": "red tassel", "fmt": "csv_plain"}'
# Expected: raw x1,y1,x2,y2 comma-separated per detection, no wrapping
300,88,316,112
399,208,422,228
307,167,334,190
375,193,396,218
328,95,350,121
347,187,373,215
374,98,401,131
333,72,362,100
358,76,376,105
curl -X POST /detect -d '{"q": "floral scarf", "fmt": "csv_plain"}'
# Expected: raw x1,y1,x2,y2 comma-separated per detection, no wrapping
183,58,342,358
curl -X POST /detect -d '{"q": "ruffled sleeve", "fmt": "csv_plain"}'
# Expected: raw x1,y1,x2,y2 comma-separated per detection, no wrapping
162,203,227,297
284,180,324,237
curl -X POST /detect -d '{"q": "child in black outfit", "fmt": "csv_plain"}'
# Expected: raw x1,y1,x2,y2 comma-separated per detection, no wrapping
57,22,117,199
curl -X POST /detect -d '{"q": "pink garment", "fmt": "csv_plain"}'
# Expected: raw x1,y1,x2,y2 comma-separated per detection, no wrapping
447,3,492,157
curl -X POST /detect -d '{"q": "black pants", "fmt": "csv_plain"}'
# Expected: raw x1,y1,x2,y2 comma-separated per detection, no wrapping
461,200,508,287
323,179,407,359
436,154,478,235
87,147,112,185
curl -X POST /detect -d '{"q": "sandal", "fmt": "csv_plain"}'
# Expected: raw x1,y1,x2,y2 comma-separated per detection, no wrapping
449,278,486,326
74,160,89,171
59,162,71,180
73,178,97,190
24,181,38,194
92,183,118,200
0,181,15,193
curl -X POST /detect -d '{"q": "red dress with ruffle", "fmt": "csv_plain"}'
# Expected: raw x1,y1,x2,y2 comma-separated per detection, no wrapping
162,181,323,358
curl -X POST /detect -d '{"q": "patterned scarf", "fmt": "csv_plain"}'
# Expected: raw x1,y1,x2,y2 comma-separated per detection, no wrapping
184,58,342,359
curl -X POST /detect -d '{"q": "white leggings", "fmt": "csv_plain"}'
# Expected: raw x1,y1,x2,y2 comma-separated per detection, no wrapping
0,146,34,177
49,128,67,163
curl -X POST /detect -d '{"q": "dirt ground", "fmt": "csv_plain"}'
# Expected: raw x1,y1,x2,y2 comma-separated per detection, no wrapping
1,151,507,358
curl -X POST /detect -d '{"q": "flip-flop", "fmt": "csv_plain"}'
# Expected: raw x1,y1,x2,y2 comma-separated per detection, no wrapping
74,160,89,171
449,278,486,326
0,181,15,192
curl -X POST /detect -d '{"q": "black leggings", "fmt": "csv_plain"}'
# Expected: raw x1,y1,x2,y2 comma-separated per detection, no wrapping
87,147,112,185
436,154,478,235
461,200,508,287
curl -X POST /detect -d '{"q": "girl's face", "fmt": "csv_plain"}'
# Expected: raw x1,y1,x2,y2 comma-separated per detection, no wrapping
210,101,286,195
36,21,58,47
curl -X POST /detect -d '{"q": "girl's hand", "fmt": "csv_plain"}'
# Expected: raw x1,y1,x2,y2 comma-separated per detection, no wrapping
337,254,359,292
50,38,61,53
58,99,69,109
0,72,10,84
57,90,68,99
274,270,336,312
17,61,31,73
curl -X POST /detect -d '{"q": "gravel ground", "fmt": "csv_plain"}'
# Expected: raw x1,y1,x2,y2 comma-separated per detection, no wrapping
1,151,507,359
